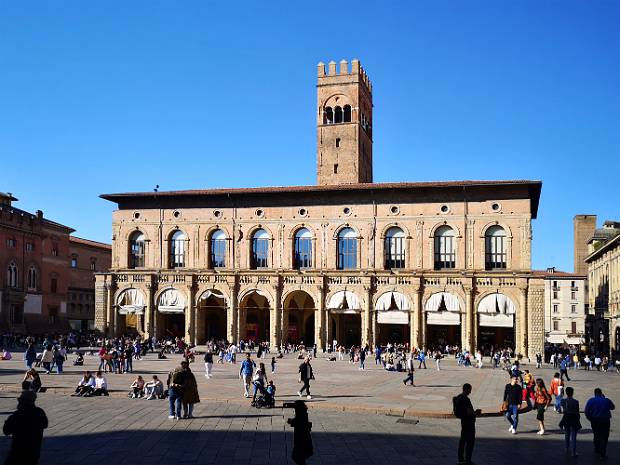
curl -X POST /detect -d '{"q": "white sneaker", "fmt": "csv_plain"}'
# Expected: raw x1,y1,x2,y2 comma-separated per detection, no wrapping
306,395,312,400
508,426,513,433
297,391,302,397
511,429,517,435
537,430,545,435
168,415,175,419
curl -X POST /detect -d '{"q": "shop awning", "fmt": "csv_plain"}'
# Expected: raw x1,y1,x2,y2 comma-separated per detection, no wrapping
327,290,361,312
376,291,411,311
377,311,409,325
546,334,566,344
426,311,460,326
424,292,460,312
565,336,584,345
479,313,514,328
157,288,186,314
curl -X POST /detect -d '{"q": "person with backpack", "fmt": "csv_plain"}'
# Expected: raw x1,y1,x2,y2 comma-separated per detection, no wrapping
534,378,552,435
453,383,480,465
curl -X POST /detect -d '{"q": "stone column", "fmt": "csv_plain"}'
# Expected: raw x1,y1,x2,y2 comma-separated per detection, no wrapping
105,283,113,336
464,285,475,351
410,286,421,349
518,286,528,356
271,284,281,349
315,285,325,350
363,285,372,347
228,286,237,343
185,282,195,345
420,307,426,349
460,296,468,352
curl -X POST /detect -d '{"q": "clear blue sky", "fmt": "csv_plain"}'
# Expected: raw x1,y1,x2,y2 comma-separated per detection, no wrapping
1,1,618,272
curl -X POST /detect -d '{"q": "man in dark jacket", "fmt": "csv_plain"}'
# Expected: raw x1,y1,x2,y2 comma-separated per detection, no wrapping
297,356,314,399
3,391,48,465
454,383,480,465
504,376,522,434
585,388,616,459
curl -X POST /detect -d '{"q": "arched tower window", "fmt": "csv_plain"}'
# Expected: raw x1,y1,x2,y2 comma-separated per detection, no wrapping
334,106,343,124
27,266,37,291
384,227,405,269
294,228,312,269
337,228,357,270
210,229,227,268
169,230,187,269
434,226,455,270
7,262,18,288
485,226,507,270
324,106,333,124
251,229,269,269
343,104,352,123
129,231,145,269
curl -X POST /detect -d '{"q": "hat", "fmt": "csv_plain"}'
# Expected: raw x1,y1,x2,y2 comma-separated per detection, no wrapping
18,390,36,404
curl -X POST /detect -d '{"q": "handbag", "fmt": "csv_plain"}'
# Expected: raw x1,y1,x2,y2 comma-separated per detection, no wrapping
500,400,509,413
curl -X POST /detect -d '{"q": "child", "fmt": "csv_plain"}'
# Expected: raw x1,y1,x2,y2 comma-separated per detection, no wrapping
73,353,84,366
271,356,277,374
264,380,276,407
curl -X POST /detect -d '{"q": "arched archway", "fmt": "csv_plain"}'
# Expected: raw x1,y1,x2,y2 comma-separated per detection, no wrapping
155,288,186,339
477,292,516,354
197,290,227,344
327,290,362,347
283,290,315,346
239,291,271,343
116,288,146,335
424,292,461,349
375,291,411,345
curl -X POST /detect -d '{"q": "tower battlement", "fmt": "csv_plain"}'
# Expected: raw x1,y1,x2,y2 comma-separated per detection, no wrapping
317,59,372,93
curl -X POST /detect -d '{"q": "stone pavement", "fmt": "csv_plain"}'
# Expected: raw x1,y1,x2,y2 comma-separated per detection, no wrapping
1,351,620,416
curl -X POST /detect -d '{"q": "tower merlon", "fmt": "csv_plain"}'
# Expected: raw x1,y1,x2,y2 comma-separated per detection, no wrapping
317,62,326,77
339,59,348,75
328,60,337,76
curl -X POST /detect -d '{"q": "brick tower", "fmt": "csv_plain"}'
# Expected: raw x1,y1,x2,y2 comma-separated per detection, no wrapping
574,214,597,275
316,59,373,185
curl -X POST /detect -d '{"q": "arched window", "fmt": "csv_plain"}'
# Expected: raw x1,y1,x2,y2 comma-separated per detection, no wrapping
485,226,507,270
27,266,37,291
434,226,455,270
334,106,343,124
337,228,357,270
7,262,18,288
129,231,145,269
170,230,187,268
210,229,226,268
343,104,352,123
294,228,312,269
384,227,405,269
324,106,333,124
251,229,269,269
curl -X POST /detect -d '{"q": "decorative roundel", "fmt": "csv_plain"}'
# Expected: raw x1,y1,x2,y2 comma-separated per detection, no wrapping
133,211,141,219
255,209,265,218
173,210,181,219
343,207,352,216
213,210,222,218
440,204,450,214
491,203,502,212
298,208,308,217
390,205,400,215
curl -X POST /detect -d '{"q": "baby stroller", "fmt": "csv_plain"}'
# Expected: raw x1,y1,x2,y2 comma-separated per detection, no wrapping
252,381,276,409
73,352,84,366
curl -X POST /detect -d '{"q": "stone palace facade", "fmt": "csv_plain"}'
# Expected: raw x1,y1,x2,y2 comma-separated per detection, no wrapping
95,59,545,357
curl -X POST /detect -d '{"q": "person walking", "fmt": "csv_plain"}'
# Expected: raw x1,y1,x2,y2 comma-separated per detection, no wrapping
535,352,542,369
204,350,214,378
503,376,522,434
40,345,53,375
560,386,581,457
453,383,480,465
167,361,187,419
418,350,427,369
297,356,314,400
375,345,382,365
24,344,36,370
403,354,415,386
182,364,199,419
560,356,571,381
550,372,564,413
2,391,48,465
534,378,552,435
359,347,366,370
271,356,277,374
584,388,615,460
239,353,256,398
434,351,442,371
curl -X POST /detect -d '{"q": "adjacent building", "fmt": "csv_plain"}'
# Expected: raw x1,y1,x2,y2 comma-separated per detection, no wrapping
584,220,620,354
0,192,111,333
540,268,586,347
95,60,547,357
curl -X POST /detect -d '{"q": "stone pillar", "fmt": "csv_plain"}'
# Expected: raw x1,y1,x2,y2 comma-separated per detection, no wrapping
185,282,195,345
228,287,237,343
420,307,426,350
372,310,378,348
271,284,281,349
410,286,421,349
315,286,325,350
519,287,528,356
363,286,372,347
460,298,468,352
465,285,475,351
143,281,154,339
105,283,114,336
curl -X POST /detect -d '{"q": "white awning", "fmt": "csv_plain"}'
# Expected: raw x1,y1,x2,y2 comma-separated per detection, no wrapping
200,290,226,301
479,313,514,328
426,311,460,326
565,336,584,345
327,290,361,312
376,291,411,311
478,293,516,314
377,311,409,325
546,334,566,344
424,292,460,312
117,288,146,315
158,289,185,314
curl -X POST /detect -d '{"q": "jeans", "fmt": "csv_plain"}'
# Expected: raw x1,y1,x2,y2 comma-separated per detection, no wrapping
505,405,519,430
418,360,426,369
98,359,105,371
360,359,365,369
168,388,183,417
125,358,133,373
555,394,563,412
560,368,570,381
242,375,252,396
403,373,414,385
183,403,194,418
253,382,264,401
564,425,578,456
299,379,311,396
56,361,63,374
205,362,213,377
458,420,476,463
42,362,51,373
591,418,610,457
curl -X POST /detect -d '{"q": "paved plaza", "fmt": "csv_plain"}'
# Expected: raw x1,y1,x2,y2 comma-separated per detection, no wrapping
1,352,619,464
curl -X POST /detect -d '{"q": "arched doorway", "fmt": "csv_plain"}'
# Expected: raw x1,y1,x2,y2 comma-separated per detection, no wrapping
283,291,316,345
327,290,362,347
197,290,227,344
425,292,461,349
116,288,146,335
477,293,516,354
375,291,411,345
240,291,270,343
156,288,186,339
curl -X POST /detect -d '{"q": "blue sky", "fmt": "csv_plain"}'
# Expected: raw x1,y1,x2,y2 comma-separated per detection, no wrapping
1,1,618,271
